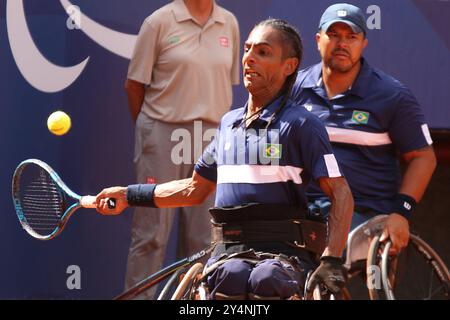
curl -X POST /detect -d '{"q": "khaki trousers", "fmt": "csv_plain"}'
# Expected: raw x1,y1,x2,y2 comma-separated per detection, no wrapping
125,113,216,299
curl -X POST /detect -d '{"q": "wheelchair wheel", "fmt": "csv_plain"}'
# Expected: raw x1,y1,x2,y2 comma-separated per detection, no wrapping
157,267,187,300
368,234,450,300
171,262,204,300
366,234,383,300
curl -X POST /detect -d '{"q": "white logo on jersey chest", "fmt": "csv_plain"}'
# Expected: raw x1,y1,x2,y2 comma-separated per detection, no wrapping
304,103,313,112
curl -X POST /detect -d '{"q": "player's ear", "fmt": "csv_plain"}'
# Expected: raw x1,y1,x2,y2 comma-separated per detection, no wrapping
283,57,299,77
316,32,321,51
363,37,368,50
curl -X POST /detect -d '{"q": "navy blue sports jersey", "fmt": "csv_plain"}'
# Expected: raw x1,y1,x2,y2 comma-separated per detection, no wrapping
194,96,341,208
292,58,433,214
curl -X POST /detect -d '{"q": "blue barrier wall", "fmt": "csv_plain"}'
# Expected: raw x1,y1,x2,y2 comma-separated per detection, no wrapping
0,0,449,299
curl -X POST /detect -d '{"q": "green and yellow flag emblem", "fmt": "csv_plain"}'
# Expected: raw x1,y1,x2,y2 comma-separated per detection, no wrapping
351,110,370,124
264,144,282,159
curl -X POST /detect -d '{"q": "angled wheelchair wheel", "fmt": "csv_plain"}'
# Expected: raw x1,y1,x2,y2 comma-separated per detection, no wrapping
366,234,383,300
368,234,450,300
157,267,187,300
171,262,204,300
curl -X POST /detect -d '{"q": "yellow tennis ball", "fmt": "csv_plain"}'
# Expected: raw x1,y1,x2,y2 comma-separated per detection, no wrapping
47,111,71,136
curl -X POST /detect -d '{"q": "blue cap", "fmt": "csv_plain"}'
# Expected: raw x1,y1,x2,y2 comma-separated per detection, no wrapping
319,3,367,35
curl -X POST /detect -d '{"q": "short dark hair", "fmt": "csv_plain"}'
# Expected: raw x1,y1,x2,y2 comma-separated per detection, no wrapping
253,19,303,96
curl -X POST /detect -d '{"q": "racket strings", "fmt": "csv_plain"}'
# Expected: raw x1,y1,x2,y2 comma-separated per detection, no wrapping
19,167,66,234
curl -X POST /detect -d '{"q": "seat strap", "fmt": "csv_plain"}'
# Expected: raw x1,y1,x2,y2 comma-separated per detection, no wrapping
211,219,327,255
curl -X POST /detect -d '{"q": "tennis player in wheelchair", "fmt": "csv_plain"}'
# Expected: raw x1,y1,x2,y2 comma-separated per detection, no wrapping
95,19,354,300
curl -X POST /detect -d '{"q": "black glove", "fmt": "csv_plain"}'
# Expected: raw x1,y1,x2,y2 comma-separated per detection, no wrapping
306,256,347,295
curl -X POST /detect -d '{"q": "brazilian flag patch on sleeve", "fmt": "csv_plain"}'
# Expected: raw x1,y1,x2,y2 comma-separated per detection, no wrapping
351,110,370,124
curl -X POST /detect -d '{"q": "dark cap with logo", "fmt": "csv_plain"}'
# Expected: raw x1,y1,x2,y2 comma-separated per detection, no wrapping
318,3,367,35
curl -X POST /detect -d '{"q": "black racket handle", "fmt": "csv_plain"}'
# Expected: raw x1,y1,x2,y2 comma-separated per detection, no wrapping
107,198,116,209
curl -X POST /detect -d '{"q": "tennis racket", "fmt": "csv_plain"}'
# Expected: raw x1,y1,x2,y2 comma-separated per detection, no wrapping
12,158,115,240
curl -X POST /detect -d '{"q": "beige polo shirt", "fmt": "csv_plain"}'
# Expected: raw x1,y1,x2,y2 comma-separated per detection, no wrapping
128,0,240,124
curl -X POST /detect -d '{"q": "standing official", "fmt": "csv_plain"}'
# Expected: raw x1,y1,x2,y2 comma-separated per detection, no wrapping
125,0,240,299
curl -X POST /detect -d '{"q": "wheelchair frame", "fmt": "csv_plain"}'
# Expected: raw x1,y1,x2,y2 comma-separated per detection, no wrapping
115,215,449,300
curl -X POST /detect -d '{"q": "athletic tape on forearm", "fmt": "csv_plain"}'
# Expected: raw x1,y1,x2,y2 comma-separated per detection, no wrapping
127,184,158,207
393,193,417,220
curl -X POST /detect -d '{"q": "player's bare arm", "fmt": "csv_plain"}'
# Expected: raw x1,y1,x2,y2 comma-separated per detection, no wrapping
95,171,216,215
399,146,436,201
318,176,354,257
305,176,353,294
124,79,146,123
381,145,437,252
154,172,216,208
